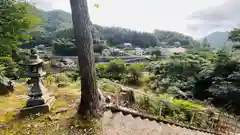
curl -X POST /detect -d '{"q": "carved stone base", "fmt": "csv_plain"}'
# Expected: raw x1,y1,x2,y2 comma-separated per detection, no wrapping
20,97,55,116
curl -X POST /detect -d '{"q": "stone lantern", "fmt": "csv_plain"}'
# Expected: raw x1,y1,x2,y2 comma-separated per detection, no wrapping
20,49,55,115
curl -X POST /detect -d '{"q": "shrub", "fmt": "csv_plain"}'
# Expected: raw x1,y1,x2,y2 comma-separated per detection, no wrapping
124,64,143,85
135,93,210,126
55,73,71,84
137,95,160,115
173,99,206,111
0,57,18,79
64,71,79,81
96,63,109,78
45,75,55,85
94,53,101,63
106,59,126,80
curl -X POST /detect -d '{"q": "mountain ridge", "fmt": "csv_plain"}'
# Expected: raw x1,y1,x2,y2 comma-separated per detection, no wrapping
203,31,230,48
30,8,197,48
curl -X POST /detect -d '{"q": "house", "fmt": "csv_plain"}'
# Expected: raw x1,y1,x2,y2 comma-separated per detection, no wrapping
108,48,123,56
56,58,75,68
102,49,110,56
169,47,186,53
99,40,108,45
123,43,132,48
135,47,144,56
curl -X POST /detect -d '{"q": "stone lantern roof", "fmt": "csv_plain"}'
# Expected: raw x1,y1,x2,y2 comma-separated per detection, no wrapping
26,53,44,66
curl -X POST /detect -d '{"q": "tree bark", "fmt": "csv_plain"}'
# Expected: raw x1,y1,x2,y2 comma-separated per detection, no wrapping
69,0,102,118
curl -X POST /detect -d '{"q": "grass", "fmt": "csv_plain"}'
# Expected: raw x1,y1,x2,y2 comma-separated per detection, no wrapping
98,78,120,93
0,83,27,122
0,82,102,135
1,115,102,135
125,50,136,55
0,76,220,134
173,99,206,111
0,77,151,134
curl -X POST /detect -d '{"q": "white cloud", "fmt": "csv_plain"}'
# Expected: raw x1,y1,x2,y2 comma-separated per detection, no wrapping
30,0,229,39
188,0,240,38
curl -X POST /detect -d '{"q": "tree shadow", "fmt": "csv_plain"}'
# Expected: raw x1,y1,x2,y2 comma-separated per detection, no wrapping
67,113,103,135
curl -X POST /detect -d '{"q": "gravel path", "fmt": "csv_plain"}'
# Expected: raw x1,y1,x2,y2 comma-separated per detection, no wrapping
103,111,212,135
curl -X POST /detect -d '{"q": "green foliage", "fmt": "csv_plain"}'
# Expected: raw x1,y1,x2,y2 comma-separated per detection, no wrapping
172,99,205,111
151,49,162,59
154,29,195,46
124,64,143,85
23,8,196,51
0,64,5,76
106,59,126,80
0,0,39,56
148,47,240,114
0,57,18,78
55,73,71,84
96,61,146,85
147,53,209,93
136,93,208,125
229,28,240,42
98,79,120,93
96,63,109,78
52,38,76,56
94,44,108,54
125,50,136,55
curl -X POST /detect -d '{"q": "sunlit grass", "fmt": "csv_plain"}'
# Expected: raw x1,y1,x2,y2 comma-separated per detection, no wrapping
173,99,206,111
0,83,27,122
0,82,101,135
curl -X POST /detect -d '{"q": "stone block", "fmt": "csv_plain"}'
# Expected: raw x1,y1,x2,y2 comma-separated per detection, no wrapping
20,96,55,116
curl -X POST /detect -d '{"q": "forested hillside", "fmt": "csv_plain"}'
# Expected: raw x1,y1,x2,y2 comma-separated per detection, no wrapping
204,32,229,48
22,8,196,51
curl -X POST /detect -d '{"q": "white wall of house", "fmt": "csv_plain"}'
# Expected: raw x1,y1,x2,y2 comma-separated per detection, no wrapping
135,48,144,56
102,49,110,56
169,47,186,53
124,43,132,47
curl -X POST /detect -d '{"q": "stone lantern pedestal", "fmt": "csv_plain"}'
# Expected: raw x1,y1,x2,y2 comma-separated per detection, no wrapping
20,49,55,115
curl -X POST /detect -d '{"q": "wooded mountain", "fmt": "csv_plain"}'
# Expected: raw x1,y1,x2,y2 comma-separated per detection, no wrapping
204,31,229,48
22,7,196,52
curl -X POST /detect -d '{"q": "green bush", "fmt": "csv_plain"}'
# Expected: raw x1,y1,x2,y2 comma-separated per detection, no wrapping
0,57,18,78
107,59,126,80
96,63,109,78
124,64,143,85
63,71,79,81
55,73,71,84
136,93,210,125
137,95,160,115
173,99,206,111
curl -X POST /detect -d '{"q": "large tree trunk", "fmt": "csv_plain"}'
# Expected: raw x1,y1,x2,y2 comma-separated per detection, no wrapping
70,0,102,118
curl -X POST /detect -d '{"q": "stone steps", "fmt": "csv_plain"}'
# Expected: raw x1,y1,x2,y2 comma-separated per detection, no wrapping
103,111,213,135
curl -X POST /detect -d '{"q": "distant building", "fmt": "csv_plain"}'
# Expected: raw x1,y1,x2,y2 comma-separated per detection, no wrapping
59,58,75,66
123,43,132,48
109,48,123,56
36,50,45,54
145,47,185,58
37,44,45,49
169,47,186,53
102,49,110,56
93,39,107,45
135,47,144,56
174,41,181,47
99,40,108,45
159,42,168,46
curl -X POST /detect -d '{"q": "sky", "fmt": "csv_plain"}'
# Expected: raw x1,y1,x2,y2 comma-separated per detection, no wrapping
30,0,240,39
